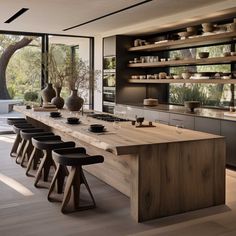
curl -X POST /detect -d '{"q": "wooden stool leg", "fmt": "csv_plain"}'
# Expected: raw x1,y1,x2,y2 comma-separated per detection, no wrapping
43,150,54,182
73,167,81,209
26,147,36,176
61,167,76,213
33,149,42,170
20,140,29,167
10,134,21,157
34,151,47,187
16,139,26,164
48,164,67,201
80,169,96,208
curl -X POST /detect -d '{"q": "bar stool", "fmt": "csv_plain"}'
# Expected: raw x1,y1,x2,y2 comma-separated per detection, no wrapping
49,147,104,213
31,136,75,188
13,123,35,162
20,128,54,168
7,118,28,157
7,118,27,126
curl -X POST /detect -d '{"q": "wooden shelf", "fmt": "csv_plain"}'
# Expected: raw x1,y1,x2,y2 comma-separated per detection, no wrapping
129,79,236,84
128,31,236,52
128,56,236,68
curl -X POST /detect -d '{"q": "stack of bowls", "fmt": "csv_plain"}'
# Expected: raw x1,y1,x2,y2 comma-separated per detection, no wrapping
202,23,215,33
228,19,236,32
186,26,197,36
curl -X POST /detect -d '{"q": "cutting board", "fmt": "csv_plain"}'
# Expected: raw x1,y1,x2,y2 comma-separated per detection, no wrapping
33,107,58,112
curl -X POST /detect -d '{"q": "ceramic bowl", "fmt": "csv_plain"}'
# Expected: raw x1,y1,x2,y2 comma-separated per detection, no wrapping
186,26,197,33
177,31,191,38
90,124,105,132
50,112,61,117
173,75,181,80
198,52,209,58
182,72,191,80
223,52,231,57
67,117,79,124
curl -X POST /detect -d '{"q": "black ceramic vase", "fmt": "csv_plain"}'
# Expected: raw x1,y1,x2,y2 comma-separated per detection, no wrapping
65,89,84,111
51,87,64,109
41,83,56,103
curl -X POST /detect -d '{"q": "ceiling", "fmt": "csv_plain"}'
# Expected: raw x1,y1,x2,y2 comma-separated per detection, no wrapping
0,0,236,37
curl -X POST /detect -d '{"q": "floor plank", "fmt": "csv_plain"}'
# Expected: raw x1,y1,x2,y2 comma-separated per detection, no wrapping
0,134,236,236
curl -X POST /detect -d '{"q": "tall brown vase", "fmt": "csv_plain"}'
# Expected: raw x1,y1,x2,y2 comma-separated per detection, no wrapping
51,87,64,109
66,89,84,111
41,83,56,103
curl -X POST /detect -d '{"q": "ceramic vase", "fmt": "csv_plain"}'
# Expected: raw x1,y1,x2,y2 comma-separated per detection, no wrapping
51,87,64,109
41,83,56,103
65,89,84,111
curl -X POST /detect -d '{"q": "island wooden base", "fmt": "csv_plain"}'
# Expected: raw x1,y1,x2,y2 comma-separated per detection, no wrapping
27,117,225,222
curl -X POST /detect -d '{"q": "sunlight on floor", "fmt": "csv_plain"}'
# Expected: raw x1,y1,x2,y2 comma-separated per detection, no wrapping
0,136,15,143
0,172,34,196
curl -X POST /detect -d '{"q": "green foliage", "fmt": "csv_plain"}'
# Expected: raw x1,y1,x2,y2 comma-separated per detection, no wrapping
169,44,233,107
24,91,38,101
169,84,207,104
7,86,15,98
4,36,41,99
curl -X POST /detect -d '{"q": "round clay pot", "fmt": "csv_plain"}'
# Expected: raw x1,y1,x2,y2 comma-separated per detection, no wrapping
51,87,64,109
65,90,84,111
41,83,56,103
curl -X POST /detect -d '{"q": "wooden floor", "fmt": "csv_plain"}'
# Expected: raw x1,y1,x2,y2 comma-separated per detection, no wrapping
0,134,236,236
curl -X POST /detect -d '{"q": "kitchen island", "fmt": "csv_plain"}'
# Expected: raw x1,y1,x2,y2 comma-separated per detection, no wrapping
14,106,226,222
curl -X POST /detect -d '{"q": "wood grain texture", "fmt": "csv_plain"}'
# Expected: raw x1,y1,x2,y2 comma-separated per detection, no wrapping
128,56,236,68
129,79,236,84
128,31,236,52
15,107,226,222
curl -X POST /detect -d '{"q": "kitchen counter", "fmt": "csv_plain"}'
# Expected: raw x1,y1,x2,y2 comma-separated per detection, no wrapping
121,103,236,121
14,106,226,222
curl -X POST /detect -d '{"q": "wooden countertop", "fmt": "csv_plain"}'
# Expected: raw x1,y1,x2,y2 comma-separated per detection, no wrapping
14,106,223,155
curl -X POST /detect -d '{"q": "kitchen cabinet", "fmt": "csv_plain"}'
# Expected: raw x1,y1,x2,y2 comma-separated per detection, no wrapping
195,117,221,135
144,110,169,124
169,113,195,130
221,120,236,167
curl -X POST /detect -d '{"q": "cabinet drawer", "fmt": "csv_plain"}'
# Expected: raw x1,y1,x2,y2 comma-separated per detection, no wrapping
221,120,236,167
158,112,170,124
170,114,194,130
126,106,144,119
195,117,220,135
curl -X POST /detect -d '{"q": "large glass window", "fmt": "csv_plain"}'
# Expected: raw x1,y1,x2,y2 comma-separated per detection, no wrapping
0,34,42,104
169,44,234,108
48,36,92,108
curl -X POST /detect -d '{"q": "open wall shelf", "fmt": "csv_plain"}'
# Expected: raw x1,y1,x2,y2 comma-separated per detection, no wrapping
128,55,236,68
128,31,236,52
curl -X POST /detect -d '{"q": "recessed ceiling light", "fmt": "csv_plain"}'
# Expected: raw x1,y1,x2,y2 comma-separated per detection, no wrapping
5,8,29,23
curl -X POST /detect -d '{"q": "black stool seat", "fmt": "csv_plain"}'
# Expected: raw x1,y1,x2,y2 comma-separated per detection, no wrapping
7,118,27,125
32,135,75,150
49,147,104,213
19,129,53,168
11,123,34,159
31,135,75,188
52,148,104,166
20,128,49,140
13,123,34,134
24,132,55,177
